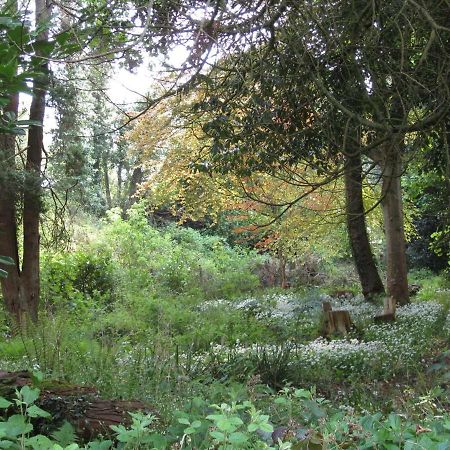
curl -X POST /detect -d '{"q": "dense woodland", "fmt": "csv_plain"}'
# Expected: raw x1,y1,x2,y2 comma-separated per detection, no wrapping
0,0,449,448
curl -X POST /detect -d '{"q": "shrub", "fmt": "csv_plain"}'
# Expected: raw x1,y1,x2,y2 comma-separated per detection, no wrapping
41,250,117,312
98,202,262,299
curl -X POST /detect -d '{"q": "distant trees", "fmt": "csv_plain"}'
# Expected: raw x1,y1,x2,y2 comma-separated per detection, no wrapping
155,0,450,307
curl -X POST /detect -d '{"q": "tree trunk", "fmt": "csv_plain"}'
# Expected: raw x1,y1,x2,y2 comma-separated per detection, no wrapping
0,93,28,323
123,166,143,214
278,248,287,288
20,0,51,322
344,152,385,300
381,140,409,307
102,154,112,209
117,160,122,205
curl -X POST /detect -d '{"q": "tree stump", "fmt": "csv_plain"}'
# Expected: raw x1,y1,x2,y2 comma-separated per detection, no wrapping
0,371,156,441
374,296,396,323
321,302,352,336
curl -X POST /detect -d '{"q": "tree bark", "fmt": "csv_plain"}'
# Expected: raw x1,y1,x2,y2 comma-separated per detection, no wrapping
117,160,122,205
380,139,409,307
344,152,385,300
0,93,27,323
278,247,287,288
20,0,51,322
102,153,112,209
123,165,143,213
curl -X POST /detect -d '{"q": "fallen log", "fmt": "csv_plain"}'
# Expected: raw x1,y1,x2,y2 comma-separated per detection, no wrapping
0,371,155,441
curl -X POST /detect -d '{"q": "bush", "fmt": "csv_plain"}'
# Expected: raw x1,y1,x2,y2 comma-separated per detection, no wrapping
98,203,262,299
41,250,117,312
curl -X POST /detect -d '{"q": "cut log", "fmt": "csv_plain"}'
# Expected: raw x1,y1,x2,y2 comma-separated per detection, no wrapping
322,302,353,336
374,313,396,323
0,371,156,441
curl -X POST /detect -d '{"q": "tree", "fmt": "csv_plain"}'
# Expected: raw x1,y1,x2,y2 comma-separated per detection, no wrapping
0,0,52,323
127,94,354,283
162,0,450,308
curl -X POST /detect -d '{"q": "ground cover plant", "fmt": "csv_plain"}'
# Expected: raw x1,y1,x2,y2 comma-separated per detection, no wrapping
0,218,449,447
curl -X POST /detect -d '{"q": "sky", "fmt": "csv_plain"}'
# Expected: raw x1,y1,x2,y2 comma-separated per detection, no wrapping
107,45,190,105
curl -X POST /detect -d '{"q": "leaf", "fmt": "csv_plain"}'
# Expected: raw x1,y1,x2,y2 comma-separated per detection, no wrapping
51,421,77,446
258,422,274,433
0,269,8,278
229,431,248,445
0,414,33,437
294,389,311,399
15,119,42,127
304,400,326,419
25,435,54,450
0,256,14,265
31,370,44,386
0,60,17,79
20,385,40,405
177,418,190,425
85,440,113,450
0,398,12,409
0,17,20,28
210,430,225,441
388,413,401,431
26,404,51,418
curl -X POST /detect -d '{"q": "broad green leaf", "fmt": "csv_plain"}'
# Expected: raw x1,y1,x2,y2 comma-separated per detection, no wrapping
27,404,51,418
229,431,248,445
51,421,76,447
20,385,40,405
388,413,401,431
85,440,113,450
258,422,274,433
0,414,33,437
0,397,12,408
210,430,225,441
25,435,54,450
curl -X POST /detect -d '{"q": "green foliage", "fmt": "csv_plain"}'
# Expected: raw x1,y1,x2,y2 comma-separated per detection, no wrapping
99,203,262,299
41,250,117,312
1,383,450,449
0,255,14,279
409,269,450,308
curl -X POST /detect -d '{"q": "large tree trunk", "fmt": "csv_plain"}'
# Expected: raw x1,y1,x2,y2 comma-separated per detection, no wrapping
0,93,28,323
381,139,409,307
344,152,385,300
22,92,46,322
20,0,51,322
